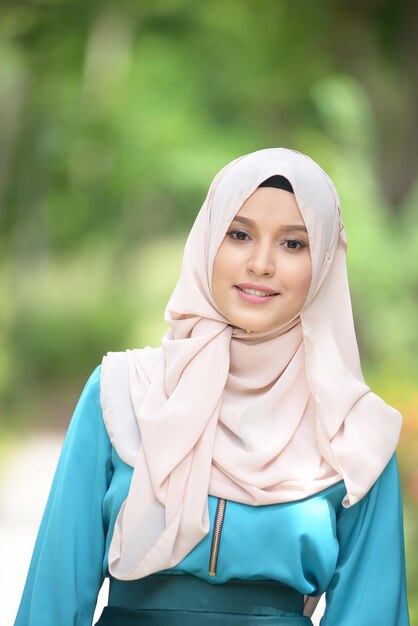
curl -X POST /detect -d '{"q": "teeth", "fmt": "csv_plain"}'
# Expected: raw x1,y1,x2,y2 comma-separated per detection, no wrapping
239,288,275,297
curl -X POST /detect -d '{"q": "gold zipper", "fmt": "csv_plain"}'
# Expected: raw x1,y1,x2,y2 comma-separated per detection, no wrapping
208,498,227,577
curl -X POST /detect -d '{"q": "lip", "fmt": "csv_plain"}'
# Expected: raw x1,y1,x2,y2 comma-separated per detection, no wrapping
234,285,279,304
236,282,278,295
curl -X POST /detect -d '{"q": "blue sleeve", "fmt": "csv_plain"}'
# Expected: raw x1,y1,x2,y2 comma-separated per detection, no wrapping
320,452,410,626
14,364,113,626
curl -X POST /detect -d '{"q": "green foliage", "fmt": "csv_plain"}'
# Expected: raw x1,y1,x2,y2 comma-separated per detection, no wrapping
0,3,417,617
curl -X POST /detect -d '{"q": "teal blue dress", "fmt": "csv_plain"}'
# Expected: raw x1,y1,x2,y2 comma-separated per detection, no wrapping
14,365,410,625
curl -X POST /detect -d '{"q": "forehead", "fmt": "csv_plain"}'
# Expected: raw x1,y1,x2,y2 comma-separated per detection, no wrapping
234,188,305,225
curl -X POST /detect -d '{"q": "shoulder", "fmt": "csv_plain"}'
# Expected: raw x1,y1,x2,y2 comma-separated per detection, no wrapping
67,363,102,426
362,451,400,503
82,363,102,396
99,348,163,467
70,363,103,430
99,351,135,446
368,451,402,506
338,451,401,525
55,363,110,468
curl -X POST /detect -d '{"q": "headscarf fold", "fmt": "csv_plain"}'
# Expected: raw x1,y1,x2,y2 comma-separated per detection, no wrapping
100,147,402,580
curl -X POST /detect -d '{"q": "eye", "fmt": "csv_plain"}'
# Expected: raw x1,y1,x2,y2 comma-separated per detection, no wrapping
282,239,306,250
227,229,251,241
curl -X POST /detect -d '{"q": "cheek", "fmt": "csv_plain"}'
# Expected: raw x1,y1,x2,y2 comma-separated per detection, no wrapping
212,246,230,297
286,256,312,294
213,244,237,280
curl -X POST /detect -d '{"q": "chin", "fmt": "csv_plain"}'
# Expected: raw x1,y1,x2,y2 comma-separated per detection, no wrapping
251,325,275,333
235,319,275,333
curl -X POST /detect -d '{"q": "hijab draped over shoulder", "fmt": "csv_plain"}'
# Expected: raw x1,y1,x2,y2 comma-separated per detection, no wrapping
100,147,402,580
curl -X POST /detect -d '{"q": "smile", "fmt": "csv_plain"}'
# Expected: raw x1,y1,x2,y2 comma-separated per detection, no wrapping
238,287,278,297
234,286,279,304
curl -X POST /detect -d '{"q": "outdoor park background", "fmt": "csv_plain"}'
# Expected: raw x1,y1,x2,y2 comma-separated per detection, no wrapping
0,1,417,624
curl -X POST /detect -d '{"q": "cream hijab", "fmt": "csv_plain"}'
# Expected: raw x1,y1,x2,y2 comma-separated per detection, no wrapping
100,147,402,580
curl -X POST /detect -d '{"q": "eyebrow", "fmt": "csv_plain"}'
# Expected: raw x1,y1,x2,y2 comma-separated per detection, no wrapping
232,215,308,233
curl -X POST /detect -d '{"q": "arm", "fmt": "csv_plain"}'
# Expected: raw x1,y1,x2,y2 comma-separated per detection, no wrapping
320,452,410,626
14,364,112,626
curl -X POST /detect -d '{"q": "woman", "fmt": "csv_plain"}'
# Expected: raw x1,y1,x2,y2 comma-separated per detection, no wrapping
15,147,410,625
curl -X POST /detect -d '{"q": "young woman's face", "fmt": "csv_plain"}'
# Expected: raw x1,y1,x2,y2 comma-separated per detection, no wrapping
212,187,312,333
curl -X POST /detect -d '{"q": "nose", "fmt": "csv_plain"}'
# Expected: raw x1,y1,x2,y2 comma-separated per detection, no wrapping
246,241,275,277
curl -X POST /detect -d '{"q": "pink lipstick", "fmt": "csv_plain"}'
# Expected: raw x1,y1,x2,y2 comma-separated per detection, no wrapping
234,283,280,304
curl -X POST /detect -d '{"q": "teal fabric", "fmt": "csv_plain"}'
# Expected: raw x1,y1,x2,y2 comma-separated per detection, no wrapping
95,607,312,626
14,365,411,626
95,574,312,625
108,574,305,613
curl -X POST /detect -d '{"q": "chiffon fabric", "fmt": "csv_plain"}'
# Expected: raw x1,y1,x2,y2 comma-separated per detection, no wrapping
14,366,410,625
100,147,402,581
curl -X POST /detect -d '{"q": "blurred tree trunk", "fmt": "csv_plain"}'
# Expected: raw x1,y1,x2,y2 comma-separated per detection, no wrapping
333,0,418,210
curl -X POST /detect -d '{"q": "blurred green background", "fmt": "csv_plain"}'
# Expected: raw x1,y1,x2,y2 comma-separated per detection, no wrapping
1,0,417,621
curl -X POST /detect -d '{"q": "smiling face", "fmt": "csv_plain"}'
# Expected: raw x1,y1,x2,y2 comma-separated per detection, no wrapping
212,187,312,333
